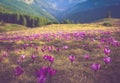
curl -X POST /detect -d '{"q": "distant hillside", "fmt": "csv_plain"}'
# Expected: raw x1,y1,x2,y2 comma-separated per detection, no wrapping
0,23,27,32
0,0,56,21
63,0,120,23
94,18,120,27
0,0,58,27
64,5,120,23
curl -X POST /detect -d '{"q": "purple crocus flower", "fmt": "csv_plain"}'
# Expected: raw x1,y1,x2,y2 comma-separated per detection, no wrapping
47,46,52,52
36,66,56,83
21,54,25,61
63,45,68,50
2,51,8,58
37,75,46,83
91,63,101,72
49,68,56,76
84,54,90,60
41,48,45,52
31,54,36,61
56,47,60,52
43,55,54,64
48,56,54,64
69,55,75,63
104,48,110,55
47,67,56,76
112,40,119,46
103,56,111,64
14,66,24,76
43,55,48,60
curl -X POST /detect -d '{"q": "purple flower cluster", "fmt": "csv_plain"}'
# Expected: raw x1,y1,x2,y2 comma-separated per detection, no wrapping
43,55,54,64
36,66,56,83
14,66,24,76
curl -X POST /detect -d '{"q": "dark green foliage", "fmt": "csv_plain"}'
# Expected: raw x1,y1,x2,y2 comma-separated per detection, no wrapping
0,12,51,27
102,22,112,27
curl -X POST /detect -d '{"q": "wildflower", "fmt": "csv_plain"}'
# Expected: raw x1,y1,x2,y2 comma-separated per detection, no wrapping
104,48,110,55
14,66,24,76
41,48,45,52
43,55,54,64
56,47,60,52
31,54,36,61
69,55,75,63
21,54,25,61
103,56,111,64
43,55,48,60
48,56,54,64
36,66,56,83
37,75,46,83
47,67,56,76
48,46,52,52
63,45,68,50
91,63,100,72
2,51,8,58
84,54,90,60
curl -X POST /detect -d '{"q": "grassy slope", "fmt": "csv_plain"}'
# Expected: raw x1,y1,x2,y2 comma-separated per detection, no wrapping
0,22,120,83
0,18,119,33
94,18,120,26
0,23,27,32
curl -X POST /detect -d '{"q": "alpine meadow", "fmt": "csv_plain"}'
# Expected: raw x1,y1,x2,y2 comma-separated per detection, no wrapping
0,0,120,83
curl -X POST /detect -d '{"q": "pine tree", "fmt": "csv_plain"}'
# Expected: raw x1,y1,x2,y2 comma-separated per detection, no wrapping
21,16,27,26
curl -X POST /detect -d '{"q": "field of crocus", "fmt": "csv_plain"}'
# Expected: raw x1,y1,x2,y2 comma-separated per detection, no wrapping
0,24,120,83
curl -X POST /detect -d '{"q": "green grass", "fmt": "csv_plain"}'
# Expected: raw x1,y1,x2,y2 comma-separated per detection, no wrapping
0,23,26,32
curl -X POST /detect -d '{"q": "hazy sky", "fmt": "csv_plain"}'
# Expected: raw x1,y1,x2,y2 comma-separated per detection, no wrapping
47,0,87,10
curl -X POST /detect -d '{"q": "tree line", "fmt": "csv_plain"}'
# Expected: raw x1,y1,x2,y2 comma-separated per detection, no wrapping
0,12,52,27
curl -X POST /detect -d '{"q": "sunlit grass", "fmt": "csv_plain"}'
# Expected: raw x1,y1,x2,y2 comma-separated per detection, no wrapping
0,24,120,83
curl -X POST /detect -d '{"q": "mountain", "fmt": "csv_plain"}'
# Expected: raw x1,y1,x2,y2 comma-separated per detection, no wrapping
33,0,87,19
0,0,56,21
0,0,120,24
63,0,120,23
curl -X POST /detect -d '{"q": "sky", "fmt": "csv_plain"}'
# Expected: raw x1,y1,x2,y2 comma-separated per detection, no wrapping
47,0,87,10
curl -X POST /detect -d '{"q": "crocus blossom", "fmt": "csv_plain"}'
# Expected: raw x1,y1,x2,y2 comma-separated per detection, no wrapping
91,63,101,72
103,56,111,64
104,48,111,55
14,66,24,76
63,45,68,50
31,54,36,61
21,54,25,61
36,66,56,83
69,55,75,63
84,54,90,60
